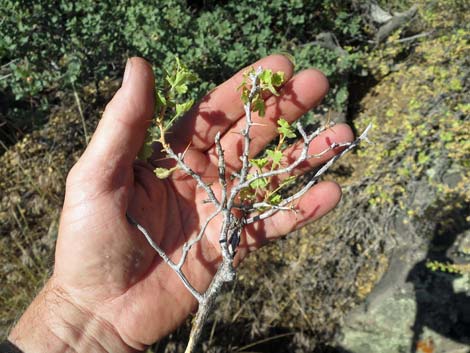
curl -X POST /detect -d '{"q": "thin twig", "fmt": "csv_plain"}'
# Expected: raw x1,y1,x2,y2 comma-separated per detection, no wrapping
1,58,19,69
0,73,12,81
164,144,220,208
176,209,222,270
237,67,262,186
366,31,433,44
71,80,89,144
235,332,295,352
215,131,227,207
395,31,433,43
126,213,203,302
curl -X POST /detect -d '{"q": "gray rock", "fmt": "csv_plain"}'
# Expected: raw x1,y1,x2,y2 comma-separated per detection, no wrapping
335,233,470,353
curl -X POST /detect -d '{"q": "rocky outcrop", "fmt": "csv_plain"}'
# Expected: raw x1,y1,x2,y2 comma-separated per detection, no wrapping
337,231,470,353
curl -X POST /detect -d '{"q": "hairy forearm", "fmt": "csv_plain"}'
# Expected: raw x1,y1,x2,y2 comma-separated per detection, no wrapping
8,279,137,353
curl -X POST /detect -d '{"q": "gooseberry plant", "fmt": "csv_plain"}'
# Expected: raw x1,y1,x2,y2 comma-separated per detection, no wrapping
127,59,371,352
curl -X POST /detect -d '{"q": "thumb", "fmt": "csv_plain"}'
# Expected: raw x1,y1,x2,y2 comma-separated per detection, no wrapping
78,57,155,182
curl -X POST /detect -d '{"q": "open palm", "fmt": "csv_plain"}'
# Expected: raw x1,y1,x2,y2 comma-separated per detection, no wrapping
51,56,353,350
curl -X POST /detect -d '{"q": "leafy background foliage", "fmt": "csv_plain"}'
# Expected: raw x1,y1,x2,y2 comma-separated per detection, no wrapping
0,0,365,146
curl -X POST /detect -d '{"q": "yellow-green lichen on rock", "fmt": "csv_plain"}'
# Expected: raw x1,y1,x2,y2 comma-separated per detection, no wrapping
354,2,469,227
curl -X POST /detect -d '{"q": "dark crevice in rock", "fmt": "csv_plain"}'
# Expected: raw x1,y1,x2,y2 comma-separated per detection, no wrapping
346,74,379,135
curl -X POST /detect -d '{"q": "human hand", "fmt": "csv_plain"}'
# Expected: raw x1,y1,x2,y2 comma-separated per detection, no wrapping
9,56,353,352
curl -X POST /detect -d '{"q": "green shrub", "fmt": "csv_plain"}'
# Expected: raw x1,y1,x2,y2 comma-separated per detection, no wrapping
0,0,367,146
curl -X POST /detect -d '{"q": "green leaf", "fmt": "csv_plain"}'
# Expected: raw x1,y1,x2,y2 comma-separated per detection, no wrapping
272,71,285,87
259,69,284,95
440,131,453,142
259,69,277,95
165,72,175,87
268,193,282,205
154,167,177,179
156,90,167,108
175,83,188,94
166,57,198,94
176,99,194,117
240,87,250,104
250,176,268,189
250,157,268,170
253,97,266,117
173,71,194,88
266,149,283,166
259,69,273,85
277,118,296,138
265,83,278,95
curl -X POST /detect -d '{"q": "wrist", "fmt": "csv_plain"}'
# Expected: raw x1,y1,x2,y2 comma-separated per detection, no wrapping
8,279,137,353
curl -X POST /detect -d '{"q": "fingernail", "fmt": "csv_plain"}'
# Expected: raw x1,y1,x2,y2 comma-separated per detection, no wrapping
123,58,132,85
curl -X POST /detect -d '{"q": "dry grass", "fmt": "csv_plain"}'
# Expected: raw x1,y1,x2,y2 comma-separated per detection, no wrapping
0,79,119,338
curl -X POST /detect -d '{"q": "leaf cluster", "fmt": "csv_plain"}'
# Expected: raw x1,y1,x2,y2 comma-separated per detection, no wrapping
245,117,296,207
139,58,197,164
426,260,470,275
240,68,284,117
